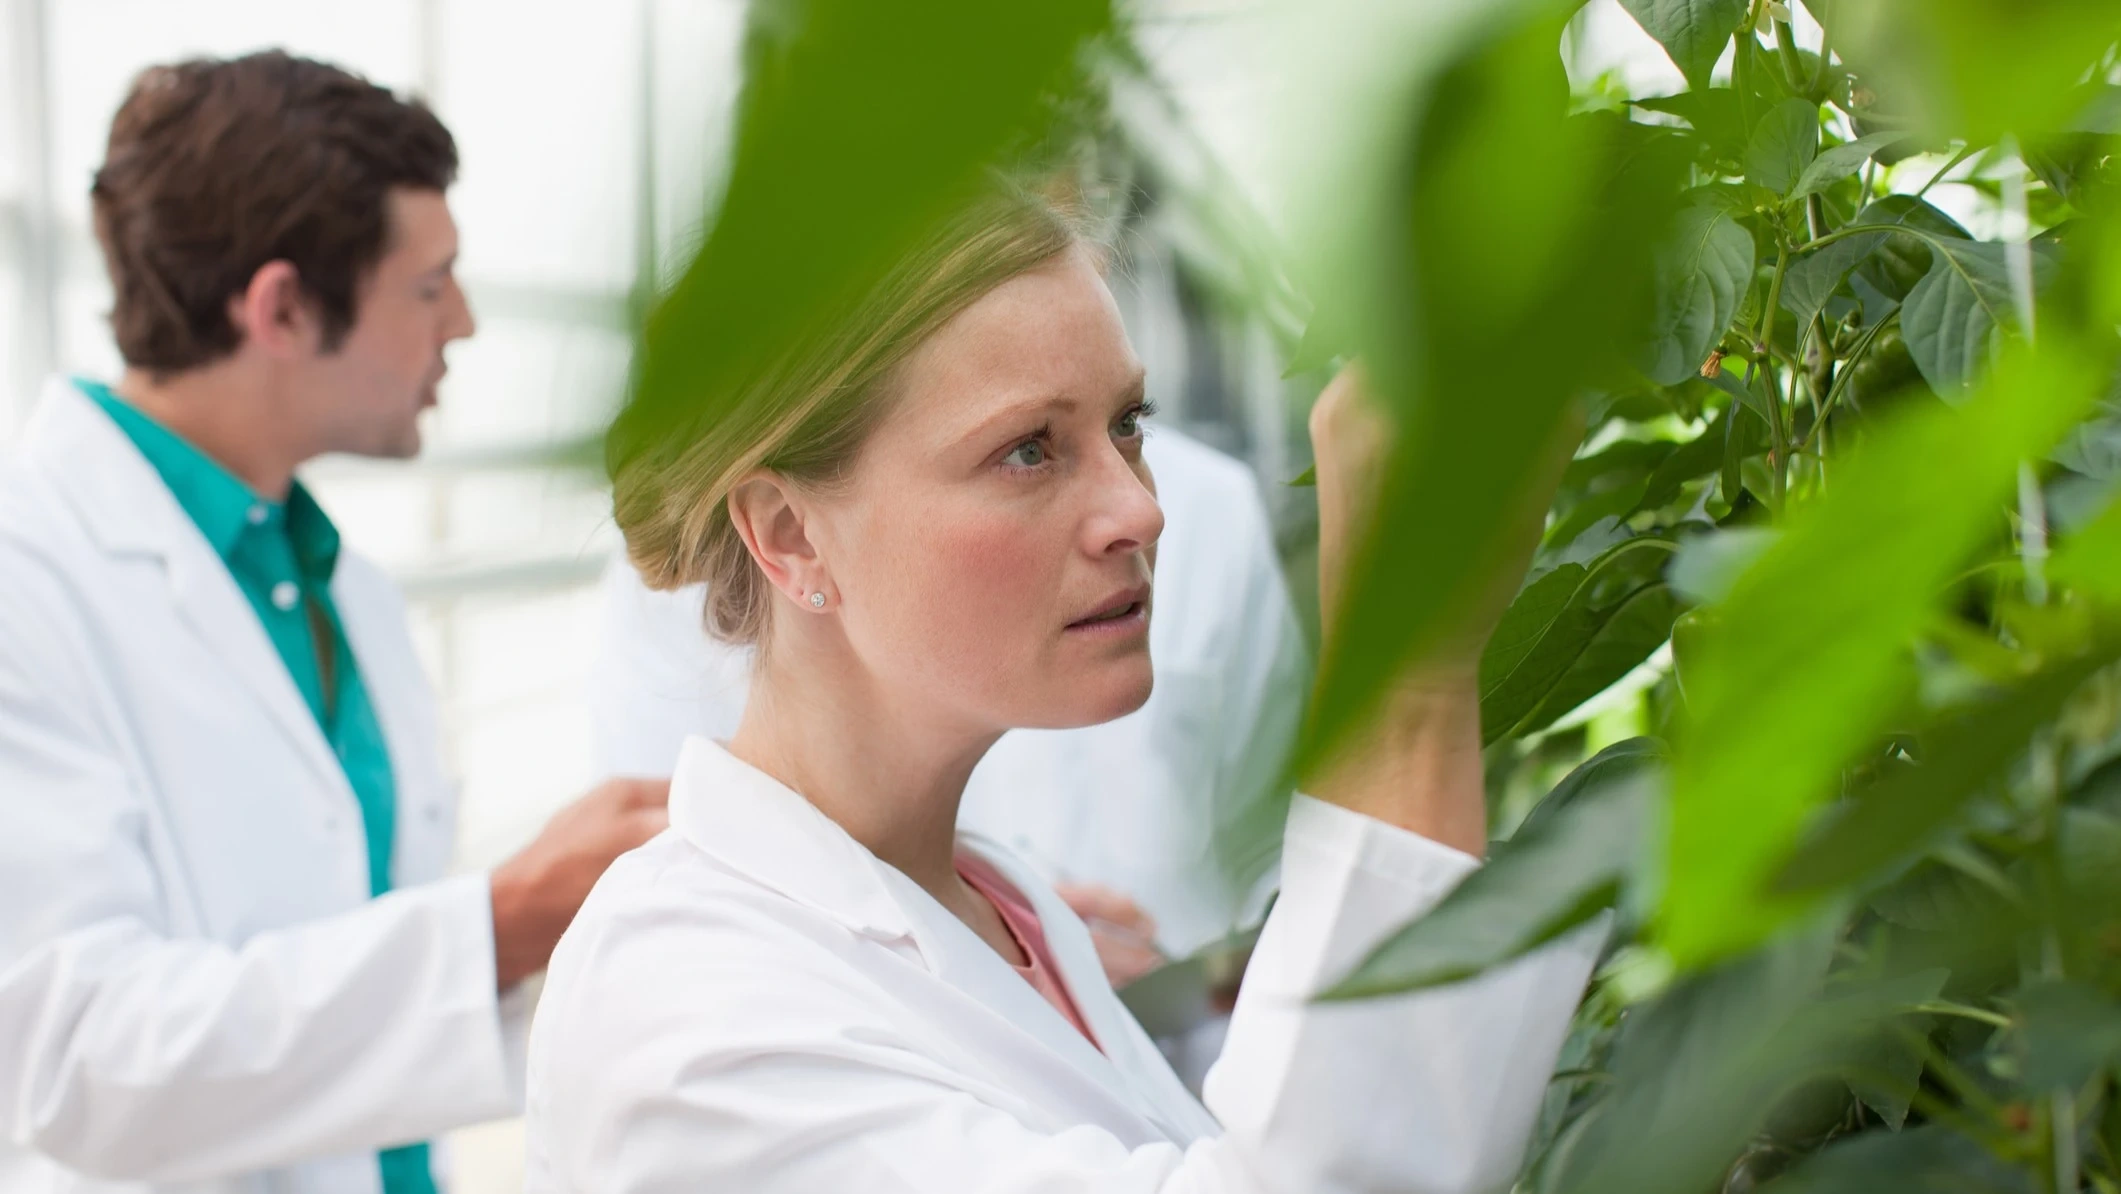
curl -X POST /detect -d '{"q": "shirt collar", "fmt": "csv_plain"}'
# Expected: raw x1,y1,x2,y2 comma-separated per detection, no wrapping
75,377,340,580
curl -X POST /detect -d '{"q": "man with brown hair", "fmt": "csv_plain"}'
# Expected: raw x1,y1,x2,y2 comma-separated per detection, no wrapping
0,51,667,1194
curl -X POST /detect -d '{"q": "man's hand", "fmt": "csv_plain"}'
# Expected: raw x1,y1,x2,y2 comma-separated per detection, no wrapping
1056,883,1164,989
490,777,670,990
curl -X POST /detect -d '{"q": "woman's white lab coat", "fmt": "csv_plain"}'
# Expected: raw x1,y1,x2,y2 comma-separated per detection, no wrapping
525,736,1602,1194
0,381,526,1194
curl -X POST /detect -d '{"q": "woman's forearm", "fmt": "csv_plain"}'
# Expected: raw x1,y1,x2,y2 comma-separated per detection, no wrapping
1306,666,1487,857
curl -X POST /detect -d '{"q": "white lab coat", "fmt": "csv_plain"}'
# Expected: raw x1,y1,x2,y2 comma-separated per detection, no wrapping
526,736,1602,1193
589,426,1310,956
0,381,527,1194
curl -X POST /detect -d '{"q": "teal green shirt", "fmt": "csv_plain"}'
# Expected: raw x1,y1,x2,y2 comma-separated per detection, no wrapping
81,380,437,1194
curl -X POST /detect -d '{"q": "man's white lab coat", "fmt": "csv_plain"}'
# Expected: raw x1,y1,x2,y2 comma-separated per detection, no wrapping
0,381,527,1194
525,736,1603,1194
589,426,1311,956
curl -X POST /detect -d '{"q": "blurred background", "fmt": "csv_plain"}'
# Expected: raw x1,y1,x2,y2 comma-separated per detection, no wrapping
0,0,2005,1187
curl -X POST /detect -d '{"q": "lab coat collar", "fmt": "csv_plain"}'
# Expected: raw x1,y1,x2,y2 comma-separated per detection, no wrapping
18,378,351,798
666,735,1215,1145
667,736,916,942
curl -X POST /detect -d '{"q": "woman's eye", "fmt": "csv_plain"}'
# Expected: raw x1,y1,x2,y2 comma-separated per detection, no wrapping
1003,439,1048,468
1114,409,1141,438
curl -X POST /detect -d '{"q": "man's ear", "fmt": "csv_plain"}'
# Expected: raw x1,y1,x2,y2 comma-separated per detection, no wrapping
726,469,831,607
225,260,318,358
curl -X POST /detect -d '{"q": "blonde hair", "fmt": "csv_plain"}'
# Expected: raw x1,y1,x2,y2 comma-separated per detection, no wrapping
610,181,1087,644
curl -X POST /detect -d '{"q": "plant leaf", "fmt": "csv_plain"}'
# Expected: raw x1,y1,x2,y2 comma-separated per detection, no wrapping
1781,196,1969,334
1761,1124,2036,1194
1639,197,1757,385
1787,132,1914,201
1320,748,1657,999
1660,340,2112,970
1770,647,2119,898
1480,537,1681,744
1901,238,2052,394
1298,13,1685,776
1745,99,1821,195
2013,981,2121,1093
1618,0,1750,93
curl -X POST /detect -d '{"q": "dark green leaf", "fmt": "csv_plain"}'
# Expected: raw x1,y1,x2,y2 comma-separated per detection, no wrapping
1782,197,1966,334
1746,99,1821,195
1618,0,1749,93
1760,1124,2034,1194
1788,132,1915,202
1854,196,1972,301
1628,408,1730,516
1901,239,2054,394
1320,756,1654,999
1480,537,1681,744
1518,583,1684,738
1639,198,1757,385
1770,648,2119,898
2013,981,2121,1092
1662,341,2112,969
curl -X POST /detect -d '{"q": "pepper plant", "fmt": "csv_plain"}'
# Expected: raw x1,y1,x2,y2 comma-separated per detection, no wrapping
1302,2,2121,1191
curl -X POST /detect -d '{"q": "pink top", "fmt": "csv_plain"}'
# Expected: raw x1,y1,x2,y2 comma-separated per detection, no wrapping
955,852,1102,1051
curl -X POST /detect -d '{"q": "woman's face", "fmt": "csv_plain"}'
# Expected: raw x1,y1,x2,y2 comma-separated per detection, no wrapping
809,242,1162,733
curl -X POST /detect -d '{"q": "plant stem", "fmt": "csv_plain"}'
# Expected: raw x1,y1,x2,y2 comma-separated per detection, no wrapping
1916,143,1980,200
1810,23,1835,98
1756,243,1794,507
1796,313,1894,456
1774,17,1809,98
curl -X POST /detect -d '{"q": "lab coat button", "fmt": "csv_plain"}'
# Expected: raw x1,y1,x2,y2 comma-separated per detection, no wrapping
271,581,300,611
246,503,269,526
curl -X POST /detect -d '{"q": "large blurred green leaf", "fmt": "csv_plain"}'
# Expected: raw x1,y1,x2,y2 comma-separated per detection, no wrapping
1827,0,2121,144
1639,197,1756,385
1659,339,2111,970
1618,0,1749,93
1770,647,2119,898
1322,741,1660,999
612,0,1114,477
1301,7,1686,774
1482,538,1681,744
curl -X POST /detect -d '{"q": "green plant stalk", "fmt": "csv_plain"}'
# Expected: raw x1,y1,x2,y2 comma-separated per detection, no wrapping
1756,242,1794,506
1774,18,1810,99
1809,24,1834,98
1795,313,1895,457
1734,1,1763,128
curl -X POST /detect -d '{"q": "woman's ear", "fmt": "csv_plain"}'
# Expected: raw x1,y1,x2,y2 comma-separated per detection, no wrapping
726,469,829,608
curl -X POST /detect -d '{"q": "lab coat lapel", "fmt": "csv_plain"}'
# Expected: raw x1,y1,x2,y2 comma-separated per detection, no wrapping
955,835,1223,1145
667,737,1195,1140
21,381,350,800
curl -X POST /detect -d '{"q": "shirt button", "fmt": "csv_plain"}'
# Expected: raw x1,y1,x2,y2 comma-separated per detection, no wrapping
246,504,269,526
271,581,300,611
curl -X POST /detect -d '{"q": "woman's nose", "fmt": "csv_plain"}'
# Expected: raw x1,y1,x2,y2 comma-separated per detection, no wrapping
1087,449,1163,558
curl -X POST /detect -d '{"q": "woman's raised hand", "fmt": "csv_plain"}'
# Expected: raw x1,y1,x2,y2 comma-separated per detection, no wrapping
1305,364,1580,853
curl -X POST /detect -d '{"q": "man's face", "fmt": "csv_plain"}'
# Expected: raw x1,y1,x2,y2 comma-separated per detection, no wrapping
299,187,474,459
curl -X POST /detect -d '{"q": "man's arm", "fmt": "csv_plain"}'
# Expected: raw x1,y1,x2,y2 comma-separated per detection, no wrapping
0,561,661,1180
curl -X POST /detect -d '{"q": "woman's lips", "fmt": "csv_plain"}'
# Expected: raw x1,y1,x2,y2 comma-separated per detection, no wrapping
1065,599,1149,637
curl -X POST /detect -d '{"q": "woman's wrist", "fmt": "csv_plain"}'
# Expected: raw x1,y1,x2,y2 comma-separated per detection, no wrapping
1308,667,1488,856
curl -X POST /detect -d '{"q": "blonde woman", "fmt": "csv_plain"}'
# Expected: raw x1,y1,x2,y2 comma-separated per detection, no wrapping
524,184,1601,1193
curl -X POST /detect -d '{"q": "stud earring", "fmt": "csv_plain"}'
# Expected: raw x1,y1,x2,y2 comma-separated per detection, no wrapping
809,591,827,609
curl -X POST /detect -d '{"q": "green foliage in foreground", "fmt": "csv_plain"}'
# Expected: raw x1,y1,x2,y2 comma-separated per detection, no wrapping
1316,2,2121,1190
623,0,2121,1187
